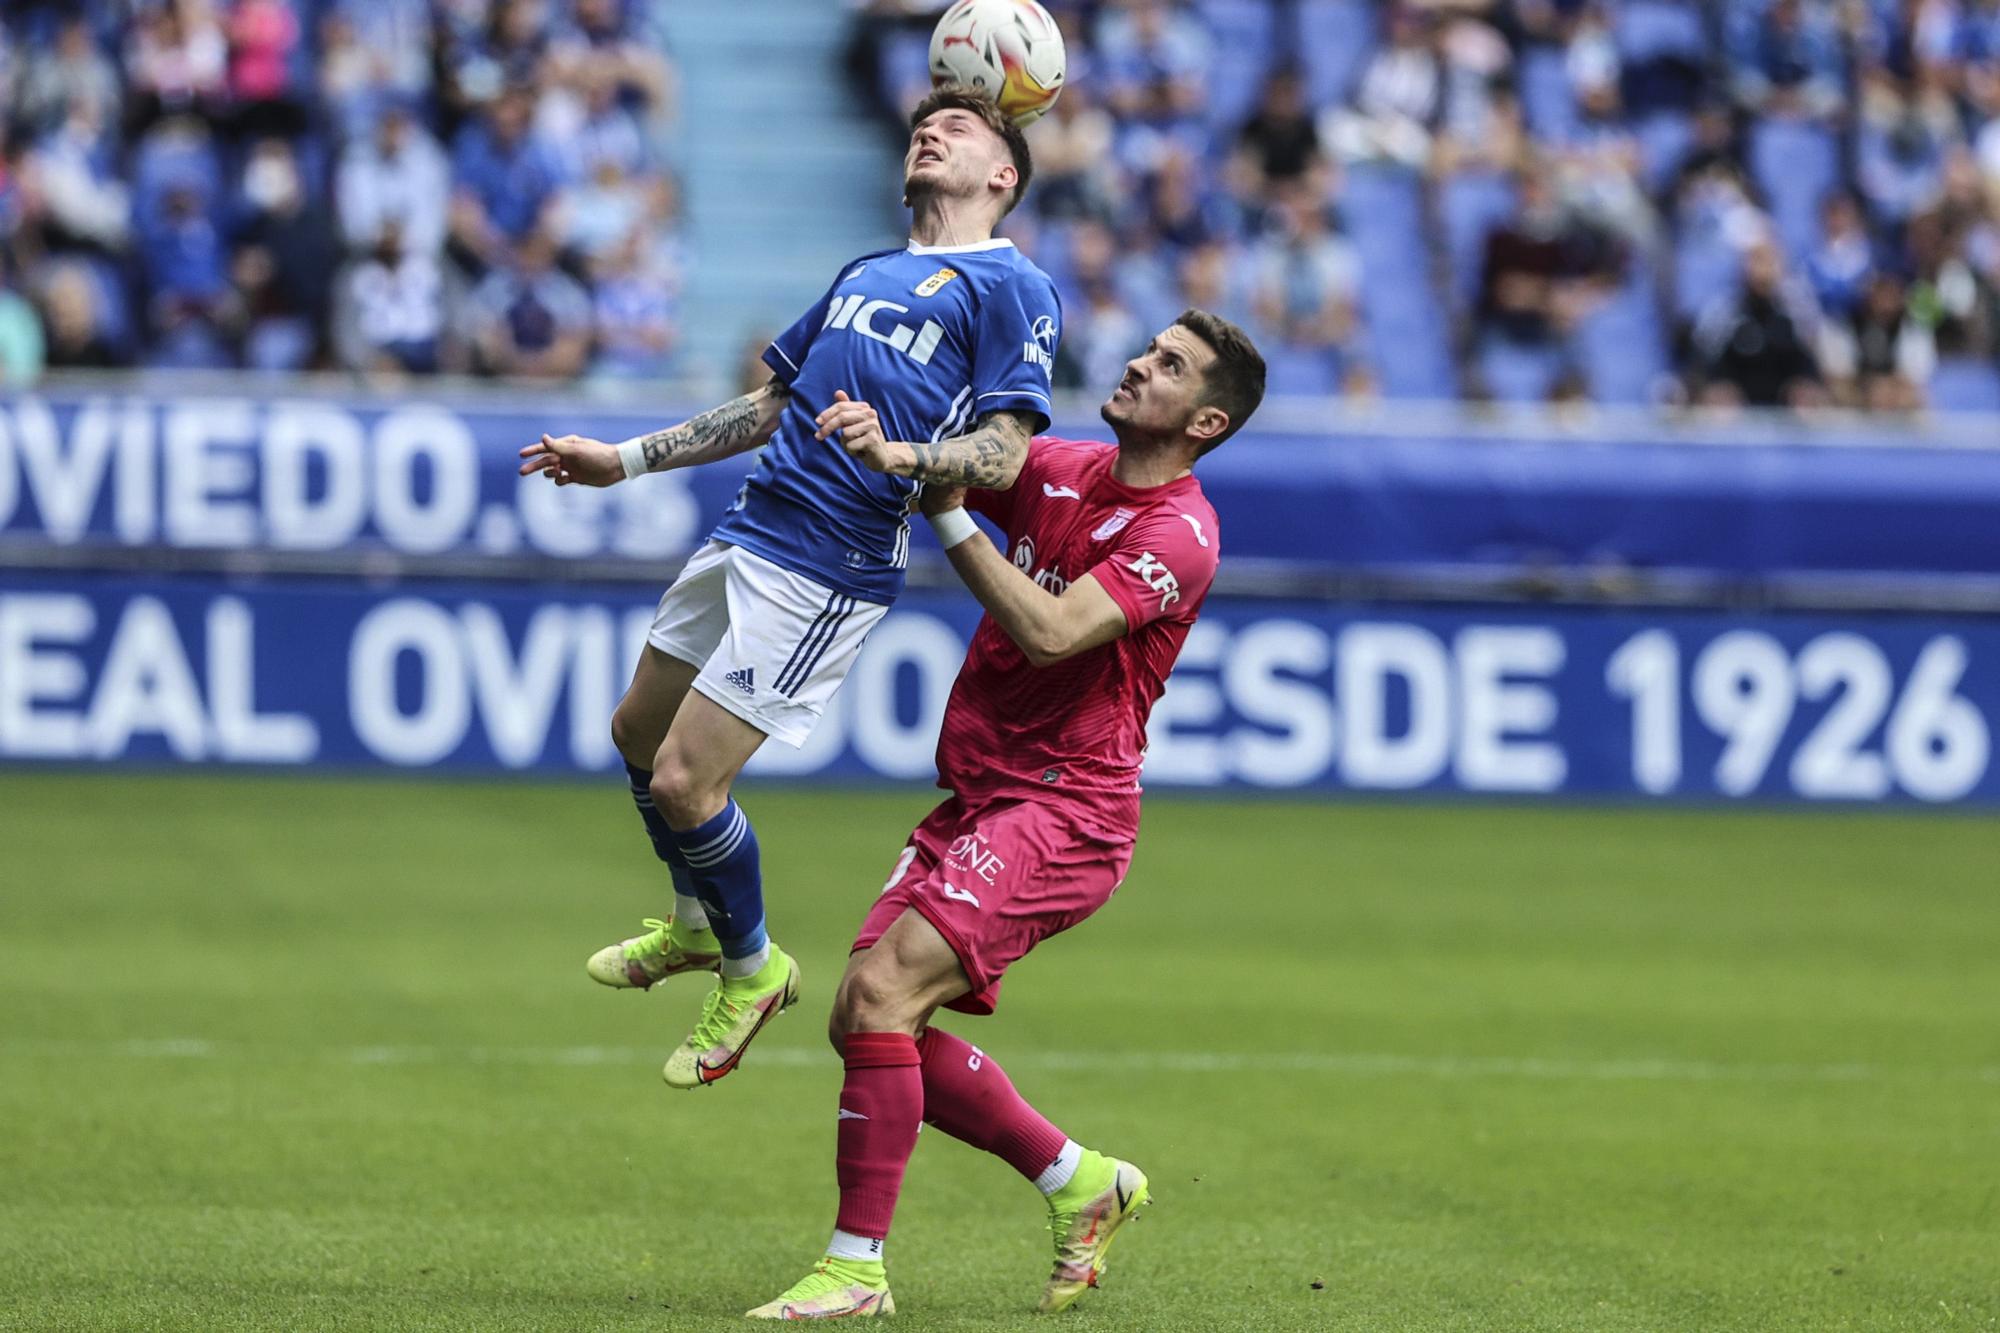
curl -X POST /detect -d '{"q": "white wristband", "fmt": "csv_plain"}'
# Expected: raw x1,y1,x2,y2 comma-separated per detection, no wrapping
927,507,979,550
616,436,648,480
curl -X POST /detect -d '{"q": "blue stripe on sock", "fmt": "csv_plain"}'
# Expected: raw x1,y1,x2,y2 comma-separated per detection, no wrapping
680,804,746,861
684,825,747,870
669,798,765,959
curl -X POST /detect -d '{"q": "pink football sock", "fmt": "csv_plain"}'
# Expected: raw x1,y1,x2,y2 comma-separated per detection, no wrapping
833,1031,924,1242
915,1027,1068,1181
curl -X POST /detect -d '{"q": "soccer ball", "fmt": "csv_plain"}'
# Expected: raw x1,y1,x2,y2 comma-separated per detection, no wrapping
929,0,1067,127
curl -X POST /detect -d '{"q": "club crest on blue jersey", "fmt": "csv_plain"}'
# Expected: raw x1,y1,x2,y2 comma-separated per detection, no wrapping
913,267,958,298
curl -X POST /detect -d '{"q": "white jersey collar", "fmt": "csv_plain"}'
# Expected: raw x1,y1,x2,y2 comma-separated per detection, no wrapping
906,238,1016,256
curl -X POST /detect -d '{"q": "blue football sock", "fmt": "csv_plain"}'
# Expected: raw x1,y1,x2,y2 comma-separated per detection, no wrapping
670,798,767,962
625,762,707,929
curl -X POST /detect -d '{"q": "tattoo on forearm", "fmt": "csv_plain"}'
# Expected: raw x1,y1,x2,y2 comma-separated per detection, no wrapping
639,378,791,472
905,410,1031,487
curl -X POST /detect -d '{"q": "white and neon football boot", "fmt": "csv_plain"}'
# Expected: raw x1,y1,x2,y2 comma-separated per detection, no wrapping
585,916,721,990
746,1257,894,1319
661,946,801,1088
1039,1151,1151,1313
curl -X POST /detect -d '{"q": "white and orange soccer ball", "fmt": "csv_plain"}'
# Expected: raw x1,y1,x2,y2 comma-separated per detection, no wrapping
928,0,1067,127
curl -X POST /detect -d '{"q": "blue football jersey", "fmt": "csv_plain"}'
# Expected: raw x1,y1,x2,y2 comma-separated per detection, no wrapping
709,239,1062,603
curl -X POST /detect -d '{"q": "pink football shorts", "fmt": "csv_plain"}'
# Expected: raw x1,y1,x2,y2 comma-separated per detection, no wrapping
851,793,1135,1015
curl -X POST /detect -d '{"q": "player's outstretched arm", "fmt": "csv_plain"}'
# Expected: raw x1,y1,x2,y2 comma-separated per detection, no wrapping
815,394,1033,489
517,376,793,486
904,409,1035,488
920,487,1126,668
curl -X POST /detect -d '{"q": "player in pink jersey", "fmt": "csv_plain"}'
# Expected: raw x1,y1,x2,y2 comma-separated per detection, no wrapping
747,311,1266,1320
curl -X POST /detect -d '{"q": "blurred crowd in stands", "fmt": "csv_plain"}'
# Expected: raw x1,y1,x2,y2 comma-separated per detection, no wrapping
853,0,2000,413
6,0,1998,415
0,0,682,385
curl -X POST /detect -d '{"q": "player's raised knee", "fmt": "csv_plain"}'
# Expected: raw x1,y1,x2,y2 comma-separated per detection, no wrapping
831,959,918,1040
646,762,695,827
648,755,718,830
826,982,862,1053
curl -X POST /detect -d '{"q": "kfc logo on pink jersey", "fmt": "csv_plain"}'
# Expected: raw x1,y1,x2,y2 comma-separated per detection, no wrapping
1126,551,1181,611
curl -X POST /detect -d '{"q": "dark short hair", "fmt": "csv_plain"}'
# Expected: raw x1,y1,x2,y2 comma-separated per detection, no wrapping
910,85,1034,215
1175,309,1266,454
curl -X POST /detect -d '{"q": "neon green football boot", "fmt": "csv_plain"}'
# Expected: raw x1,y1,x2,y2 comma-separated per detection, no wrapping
661,946,801,1089
1039,1150,1151,1313
585,916,721,990
745,1256,894,1319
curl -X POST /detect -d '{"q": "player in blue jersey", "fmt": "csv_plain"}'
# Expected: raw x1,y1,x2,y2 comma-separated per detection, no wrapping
517,88,1062,1089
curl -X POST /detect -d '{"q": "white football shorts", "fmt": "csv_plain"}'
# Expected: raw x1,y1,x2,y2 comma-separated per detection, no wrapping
647,540,888,748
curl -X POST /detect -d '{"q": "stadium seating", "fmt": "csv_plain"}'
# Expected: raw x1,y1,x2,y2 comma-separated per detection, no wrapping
1292,0,1374,112
1437,169,1516,315
854,0,2000,414
1573,255,1671,406
1,0,685,382
1196,0,1278,136
1747,116,1840,261
7,0,2000,416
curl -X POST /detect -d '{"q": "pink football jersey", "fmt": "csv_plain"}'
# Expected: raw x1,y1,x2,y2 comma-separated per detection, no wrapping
936,437,1221,834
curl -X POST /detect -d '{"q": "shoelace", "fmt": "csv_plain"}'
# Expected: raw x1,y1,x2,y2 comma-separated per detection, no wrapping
622,918,672,961
1046,1193,1104,1259
688,982,745,1051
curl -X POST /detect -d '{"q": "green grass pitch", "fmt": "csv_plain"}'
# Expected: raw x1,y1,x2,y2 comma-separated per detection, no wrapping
3,771,1997,1331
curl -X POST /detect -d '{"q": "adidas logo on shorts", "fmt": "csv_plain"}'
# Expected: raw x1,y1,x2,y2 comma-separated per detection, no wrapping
724,667,755,696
